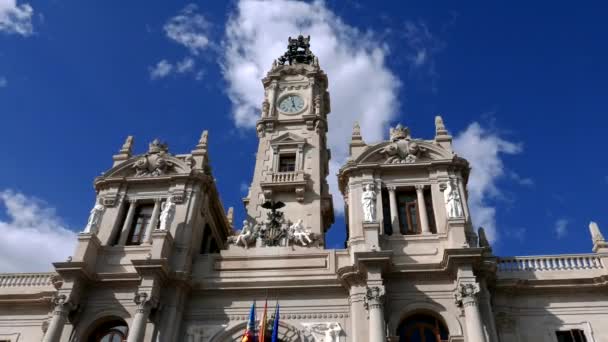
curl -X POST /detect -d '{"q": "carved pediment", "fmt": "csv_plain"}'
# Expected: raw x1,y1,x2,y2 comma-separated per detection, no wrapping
101,140,191,178
271,132,307,147
355,140,454,164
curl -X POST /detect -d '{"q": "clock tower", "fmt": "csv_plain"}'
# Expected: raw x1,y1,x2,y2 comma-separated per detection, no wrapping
243,35,334,244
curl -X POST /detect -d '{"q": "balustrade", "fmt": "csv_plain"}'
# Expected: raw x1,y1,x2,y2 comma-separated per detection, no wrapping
0,273,56,287
497,254,603,272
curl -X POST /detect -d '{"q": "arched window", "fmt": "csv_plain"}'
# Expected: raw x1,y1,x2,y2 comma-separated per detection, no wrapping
90,319,128,342
398,313,449,342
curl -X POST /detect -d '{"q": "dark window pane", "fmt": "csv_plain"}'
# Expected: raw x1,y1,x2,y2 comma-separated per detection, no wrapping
279,155,296,172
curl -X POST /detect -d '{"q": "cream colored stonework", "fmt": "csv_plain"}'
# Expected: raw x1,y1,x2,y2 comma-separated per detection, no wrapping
1,38,608,342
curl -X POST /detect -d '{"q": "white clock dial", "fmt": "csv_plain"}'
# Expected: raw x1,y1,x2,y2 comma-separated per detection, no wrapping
278,95,305,114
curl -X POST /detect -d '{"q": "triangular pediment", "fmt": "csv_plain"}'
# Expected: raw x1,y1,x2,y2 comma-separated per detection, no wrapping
270,132,306,145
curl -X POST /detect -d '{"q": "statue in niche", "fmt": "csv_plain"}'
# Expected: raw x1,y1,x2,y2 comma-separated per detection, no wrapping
289,219,314,246
83,201,105,233
443,180,464,218
159,197,176,231
361,184,377,222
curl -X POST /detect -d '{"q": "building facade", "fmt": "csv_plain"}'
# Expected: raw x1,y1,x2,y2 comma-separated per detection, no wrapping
1,36,607,342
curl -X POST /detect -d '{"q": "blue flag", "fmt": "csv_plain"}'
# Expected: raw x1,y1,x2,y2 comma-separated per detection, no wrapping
241,302,256,342
271,303,280,342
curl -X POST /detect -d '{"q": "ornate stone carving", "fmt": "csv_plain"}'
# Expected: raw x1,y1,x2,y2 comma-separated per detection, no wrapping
455,282,480,307
277,35,316,66
289,219,314,246
51,294,74,316
83,201,104,234
259,200,287,246
364,286,385,310
314,94,322,115
442,180,464,218
133,292,154,314
230,220,257,249
301,322,343,342
158,197,176,231
379,124,427,164
262,99,270,117
132,139,175,177
361,184,377,222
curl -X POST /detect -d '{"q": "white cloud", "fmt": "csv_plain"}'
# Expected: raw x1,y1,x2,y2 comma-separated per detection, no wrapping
0,190,77,272
176,57,195,73
0,76,6,87
150,59,173,80
164,4,210,55
0,0,34,36
402,20,444,89
555,218,568,239
222,0,400,212
150,4,209,81
453,122,522,242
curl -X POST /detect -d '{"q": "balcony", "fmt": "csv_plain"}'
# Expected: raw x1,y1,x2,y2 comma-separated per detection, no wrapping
260,171,308,201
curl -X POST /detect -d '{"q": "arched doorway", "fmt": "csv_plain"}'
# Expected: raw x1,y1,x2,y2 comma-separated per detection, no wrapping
397,313,449,342
87,318,128,342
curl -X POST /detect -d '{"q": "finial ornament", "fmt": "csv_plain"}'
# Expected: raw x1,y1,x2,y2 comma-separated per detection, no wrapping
478,227,491,250
120,136,134,154
352,121,361,138
589,221,605,242
435,115,448,135
148,139,169,154
277,35,316,66
199,130,208,147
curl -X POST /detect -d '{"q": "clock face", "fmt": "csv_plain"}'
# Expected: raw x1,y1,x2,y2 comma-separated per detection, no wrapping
278,95,305,114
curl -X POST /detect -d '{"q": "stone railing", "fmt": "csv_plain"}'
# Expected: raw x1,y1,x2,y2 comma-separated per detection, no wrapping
0,273,56,287
497,254,604,272
269,171,305,183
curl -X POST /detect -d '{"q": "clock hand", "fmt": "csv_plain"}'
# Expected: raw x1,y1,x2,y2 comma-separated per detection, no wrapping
291,97,296,109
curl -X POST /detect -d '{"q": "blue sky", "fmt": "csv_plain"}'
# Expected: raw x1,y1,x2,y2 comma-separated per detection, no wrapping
1,0,607,271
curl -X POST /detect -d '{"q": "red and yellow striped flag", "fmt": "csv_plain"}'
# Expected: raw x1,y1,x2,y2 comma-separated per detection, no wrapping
259,299,268,342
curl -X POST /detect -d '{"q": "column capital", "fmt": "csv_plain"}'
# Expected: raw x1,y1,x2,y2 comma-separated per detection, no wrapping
455,282,480,307
415,184,425,191
128,198,138,204
52,294,75,316
387,185,397,192
133,292,156,314
364,286,385,310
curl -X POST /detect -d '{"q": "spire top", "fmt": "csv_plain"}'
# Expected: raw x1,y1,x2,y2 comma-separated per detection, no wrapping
119,135,134,154
278,35,316,66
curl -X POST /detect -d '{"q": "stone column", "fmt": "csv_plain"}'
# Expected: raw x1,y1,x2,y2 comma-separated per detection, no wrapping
42,295,72,342
457,283,486,342
366,286,386,342
127,292,153,342
415,185,431,234
143,199,162,244
457,178,471,220
118,200,137,246
387,186,400,235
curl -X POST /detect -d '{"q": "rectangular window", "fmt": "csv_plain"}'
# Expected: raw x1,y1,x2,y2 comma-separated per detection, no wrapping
556,329,588,342
396,190,420,235
278,154,296,172
127,205,154,245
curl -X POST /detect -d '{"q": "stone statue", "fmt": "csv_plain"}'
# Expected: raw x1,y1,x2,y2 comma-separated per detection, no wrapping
83,202,105,233
361,184,376,222
234,220,255,248
301,322,343,342
589,221,605,242
444,181,464,218
158,197,176,231
290,219,313,246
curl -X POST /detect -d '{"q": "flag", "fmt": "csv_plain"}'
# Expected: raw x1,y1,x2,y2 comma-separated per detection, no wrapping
271,303,280,342
241,302,256,342
259,299,268,342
